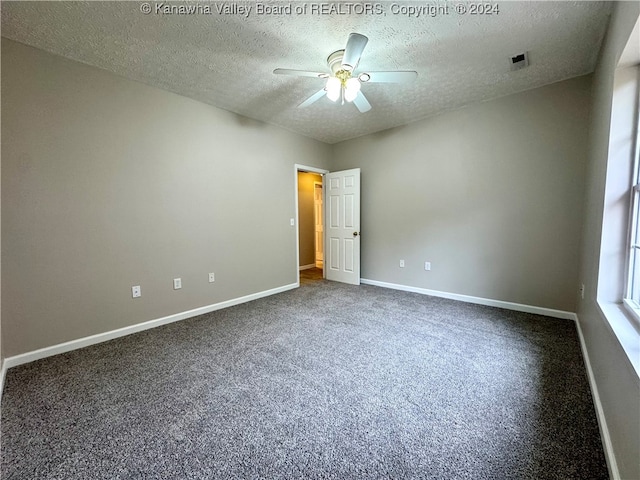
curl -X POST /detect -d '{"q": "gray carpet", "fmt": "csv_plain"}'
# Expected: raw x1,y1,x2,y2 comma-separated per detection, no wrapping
1,280,608,479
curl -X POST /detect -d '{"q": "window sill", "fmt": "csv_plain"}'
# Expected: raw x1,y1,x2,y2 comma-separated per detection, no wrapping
597,301,640,378
622,298,640,326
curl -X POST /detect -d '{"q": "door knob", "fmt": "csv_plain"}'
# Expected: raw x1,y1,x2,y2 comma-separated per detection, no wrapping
353,231,359,237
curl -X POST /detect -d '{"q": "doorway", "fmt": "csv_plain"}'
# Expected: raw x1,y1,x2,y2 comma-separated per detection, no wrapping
296,165,328,285
295,164,361,286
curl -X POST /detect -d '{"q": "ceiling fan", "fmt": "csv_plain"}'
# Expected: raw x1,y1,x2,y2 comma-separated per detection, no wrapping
274,33,418,113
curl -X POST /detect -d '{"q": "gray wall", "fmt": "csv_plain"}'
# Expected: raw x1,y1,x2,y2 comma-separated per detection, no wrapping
1,39,331,357
297,172,321,267
331,76,592,312
577,2,640,479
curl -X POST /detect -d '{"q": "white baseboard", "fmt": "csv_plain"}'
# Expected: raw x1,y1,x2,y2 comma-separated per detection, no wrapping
0,359,6,404
299,264,316,271
360,278,578,321
1,283,299,380
574,316,620,480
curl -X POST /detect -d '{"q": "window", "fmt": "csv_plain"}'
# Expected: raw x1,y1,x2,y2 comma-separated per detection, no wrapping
624,68,640,324
594,13,640,381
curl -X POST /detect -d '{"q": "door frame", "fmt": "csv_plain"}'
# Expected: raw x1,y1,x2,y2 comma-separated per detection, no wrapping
295,164,329,285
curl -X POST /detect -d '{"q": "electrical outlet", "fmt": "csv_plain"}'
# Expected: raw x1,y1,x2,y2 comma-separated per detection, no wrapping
424,262,431,271
173,278,182,290
400,259,405,268
209,272,215,283
132,285,141,298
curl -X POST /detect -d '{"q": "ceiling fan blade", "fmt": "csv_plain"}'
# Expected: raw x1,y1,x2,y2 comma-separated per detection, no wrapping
274,68,328,79
298,88,327,108
341,33,368,71
353,91,372,113
361,71,418,83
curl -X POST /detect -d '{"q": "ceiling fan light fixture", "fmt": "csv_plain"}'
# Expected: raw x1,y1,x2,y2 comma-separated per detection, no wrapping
326,77,341,102
344,77,361,102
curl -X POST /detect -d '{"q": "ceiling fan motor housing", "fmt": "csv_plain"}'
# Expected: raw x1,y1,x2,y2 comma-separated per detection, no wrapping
327,50,346,74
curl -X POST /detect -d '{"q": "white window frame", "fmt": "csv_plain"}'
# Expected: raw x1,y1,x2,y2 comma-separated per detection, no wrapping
623,80,640,325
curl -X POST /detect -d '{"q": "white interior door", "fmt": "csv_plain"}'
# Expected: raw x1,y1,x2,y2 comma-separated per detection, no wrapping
325,168,361,285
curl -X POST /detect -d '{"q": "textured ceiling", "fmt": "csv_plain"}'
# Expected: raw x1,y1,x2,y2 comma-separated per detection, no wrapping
1,1,611,144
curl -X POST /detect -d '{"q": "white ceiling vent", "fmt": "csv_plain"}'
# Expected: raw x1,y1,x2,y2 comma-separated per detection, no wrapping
510,52,529,71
